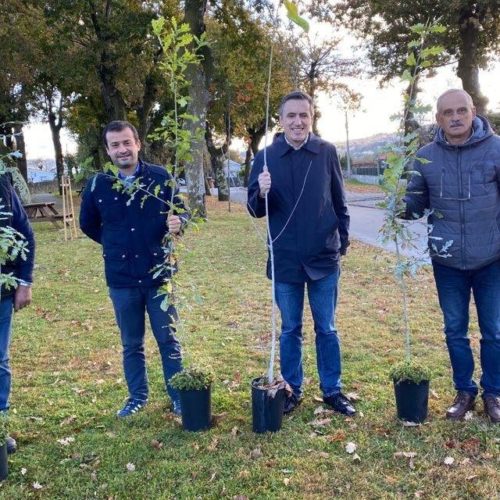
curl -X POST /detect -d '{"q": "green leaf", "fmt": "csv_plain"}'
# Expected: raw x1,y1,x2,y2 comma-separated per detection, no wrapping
406,52,417,66
284,0,310,33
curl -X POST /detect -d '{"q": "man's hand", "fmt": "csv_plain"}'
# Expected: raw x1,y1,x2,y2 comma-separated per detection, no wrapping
14,284,32,312
258,170,271,197
167,214,182,234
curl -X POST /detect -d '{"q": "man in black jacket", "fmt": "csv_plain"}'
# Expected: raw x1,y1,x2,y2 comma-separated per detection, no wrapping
0,173,35,453
247,91,355,416
80,121,188,418
404,89,500,422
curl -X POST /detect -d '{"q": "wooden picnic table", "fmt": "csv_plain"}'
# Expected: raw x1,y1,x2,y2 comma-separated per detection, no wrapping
23,202,63,229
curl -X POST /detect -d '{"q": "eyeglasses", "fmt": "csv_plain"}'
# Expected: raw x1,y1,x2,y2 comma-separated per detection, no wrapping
439,169,471,201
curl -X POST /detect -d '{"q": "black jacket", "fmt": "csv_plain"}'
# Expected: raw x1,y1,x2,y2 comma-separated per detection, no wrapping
79,161,189,288
247,133,349,283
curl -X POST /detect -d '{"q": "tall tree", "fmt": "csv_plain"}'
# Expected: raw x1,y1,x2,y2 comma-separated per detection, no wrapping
330,0,500,114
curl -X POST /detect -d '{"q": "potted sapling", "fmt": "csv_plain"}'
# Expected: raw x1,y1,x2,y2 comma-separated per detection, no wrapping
250,1,309,433
379,21,446,423
169,366,214,431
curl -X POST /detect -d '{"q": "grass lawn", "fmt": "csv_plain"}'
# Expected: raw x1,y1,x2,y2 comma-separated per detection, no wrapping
3,198,499,498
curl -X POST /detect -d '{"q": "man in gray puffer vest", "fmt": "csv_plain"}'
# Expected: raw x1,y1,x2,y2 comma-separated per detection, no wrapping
404,89,500,423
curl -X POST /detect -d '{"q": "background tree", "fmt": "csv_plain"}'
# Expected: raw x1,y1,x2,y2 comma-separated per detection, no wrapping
330,0,500,114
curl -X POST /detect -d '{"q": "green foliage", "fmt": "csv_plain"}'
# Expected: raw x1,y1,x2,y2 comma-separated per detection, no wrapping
0,148,30,293
390,360,432,384
169,366,214,391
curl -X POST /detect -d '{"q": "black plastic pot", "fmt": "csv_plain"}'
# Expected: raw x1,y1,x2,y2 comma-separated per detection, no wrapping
0,443,7,481
393,379,429,423
251,377,286,433
178,387,212,432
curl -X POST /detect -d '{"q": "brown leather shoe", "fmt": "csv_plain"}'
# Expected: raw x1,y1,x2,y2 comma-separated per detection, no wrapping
446,391,475,420
483,396,500,423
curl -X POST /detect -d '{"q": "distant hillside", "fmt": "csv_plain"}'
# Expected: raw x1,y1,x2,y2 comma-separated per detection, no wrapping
336,133,398,158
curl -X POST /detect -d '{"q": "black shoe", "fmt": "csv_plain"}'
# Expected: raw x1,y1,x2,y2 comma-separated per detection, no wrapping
446,391,475,421
284,394,302,415
323,393,356,416
6,436,16,454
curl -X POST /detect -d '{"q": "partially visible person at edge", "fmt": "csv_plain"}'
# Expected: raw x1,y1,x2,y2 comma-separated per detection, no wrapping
403,89,500,423
79,120,189,418
0,173,35,453
247,91,356,417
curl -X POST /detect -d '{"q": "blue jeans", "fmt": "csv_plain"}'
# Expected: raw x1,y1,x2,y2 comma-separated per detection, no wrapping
109,287,183,403
0,296,14,411
433,260,500,398
275,271,342,398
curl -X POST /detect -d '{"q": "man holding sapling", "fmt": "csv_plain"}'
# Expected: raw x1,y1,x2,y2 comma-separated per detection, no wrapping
403,89,500,422
80,120,189,418
247,91,355,417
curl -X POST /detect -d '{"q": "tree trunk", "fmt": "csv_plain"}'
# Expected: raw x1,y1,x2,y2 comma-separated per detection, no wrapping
205,123,229,202
243,122,266,187
48,111,64,194
183,0,210,219
12,124,28,181
403,77,420,138
456,6,488,114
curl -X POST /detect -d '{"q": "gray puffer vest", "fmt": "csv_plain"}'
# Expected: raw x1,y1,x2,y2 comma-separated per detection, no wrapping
404,115,500,270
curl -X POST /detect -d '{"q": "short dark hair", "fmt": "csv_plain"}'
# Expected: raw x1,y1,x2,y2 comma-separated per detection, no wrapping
102,120,140,147
278,91,314,117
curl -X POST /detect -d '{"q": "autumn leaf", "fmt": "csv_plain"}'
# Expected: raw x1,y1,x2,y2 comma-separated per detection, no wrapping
250,447,263,459
443,456,454,466
126,462,136,472
283,0,309,33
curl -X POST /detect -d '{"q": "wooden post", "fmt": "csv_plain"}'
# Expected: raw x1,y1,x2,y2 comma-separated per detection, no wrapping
60,175,78,241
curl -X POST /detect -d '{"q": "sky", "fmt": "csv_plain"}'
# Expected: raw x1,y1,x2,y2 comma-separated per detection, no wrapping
22,7,500,159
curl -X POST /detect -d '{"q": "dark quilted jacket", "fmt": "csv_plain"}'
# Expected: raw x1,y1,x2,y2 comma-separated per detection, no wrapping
404,116,500,270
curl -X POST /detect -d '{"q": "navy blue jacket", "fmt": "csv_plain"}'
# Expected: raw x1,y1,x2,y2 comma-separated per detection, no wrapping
404,116,500,270
247,133,349,283
79,161,189,288
0,174,35,297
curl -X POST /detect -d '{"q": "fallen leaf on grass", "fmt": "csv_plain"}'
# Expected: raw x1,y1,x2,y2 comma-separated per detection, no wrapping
345,392,360,402
327,430,346,442
233,496,249,500
21,468,27,475
394,452,417,459
345,442,357,454
237,470,250,479
250,447,263,459
209,472,217,482
126,463,136,472
283,478,290,486
151,439,163,450
318,451,330,458
57,436,75,446
352,453,361,462
231,426,240,437
430,389,440,399
32,482,43,490
60,415,77,426
207,438,219,451
310,418,332,427
314,406,326,415
443,456,455,466
460,437,480,455
313,396,323,403
466,475,478,481
463,411,474,421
